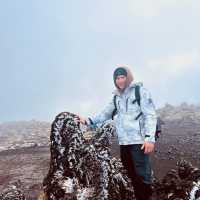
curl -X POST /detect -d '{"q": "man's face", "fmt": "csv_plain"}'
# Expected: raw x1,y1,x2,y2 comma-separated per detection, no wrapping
115,75,127,89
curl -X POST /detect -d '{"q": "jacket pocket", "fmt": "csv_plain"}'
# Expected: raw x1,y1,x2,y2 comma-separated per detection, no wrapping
127,97,140,113
139,117,145,138
123,114,140,132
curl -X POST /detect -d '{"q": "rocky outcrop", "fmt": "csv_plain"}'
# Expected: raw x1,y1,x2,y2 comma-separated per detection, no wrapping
42,112,134,200
154,160,200,200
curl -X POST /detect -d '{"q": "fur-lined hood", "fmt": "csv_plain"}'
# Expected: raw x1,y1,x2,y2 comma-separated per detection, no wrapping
112,66,143,95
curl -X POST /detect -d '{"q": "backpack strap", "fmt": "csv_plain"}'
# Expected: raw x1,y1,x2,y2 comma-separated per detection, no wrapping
135,85,141,106
111,95,117,120
134,85,143,120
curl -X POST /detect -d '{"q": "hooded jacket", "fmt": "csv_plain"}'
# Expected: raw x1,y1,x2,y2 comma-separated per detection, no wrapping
86,67,157,145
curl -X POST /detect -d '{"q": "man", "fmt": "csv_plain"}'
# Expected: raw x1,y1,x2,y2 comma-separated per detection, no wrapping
79,66,157,200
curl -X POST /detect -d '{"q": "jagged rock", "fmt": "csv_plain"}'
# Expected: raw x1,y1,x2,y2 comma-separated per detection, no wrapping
0,180,26,200
154,159,200,200
42,112,134,200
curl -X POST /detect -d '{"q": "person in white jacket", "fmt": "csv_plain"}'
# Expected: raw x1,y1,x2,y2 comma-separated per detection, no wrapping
79,66,157,200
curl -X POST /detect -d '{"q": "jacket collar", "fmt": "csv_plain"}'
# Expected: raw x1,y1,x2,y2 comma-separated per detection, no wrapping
112,81,143,96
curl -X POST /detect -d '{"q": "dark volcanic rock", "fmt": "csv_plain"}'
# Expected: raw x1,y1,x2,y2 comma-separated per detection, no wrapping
42,111,134,200
153,159,200,199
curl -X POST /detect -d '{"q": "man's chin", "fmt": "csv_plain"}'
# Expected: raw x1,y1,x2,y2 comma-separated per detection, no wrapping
119,87,126,91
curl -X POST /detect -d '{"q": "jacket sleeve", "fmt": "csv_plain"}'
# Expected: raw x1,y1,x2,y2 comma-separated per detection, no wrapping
85,96,115,126
140,86,157,143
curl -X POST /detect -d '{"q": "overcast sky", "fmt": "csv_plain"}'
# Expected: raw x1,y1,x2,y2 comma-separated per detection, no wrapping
0,0,200,123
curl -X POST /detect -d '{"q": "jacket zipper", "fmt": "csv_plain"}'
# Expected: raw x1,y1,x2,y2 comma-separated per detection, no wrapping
126,97,129,112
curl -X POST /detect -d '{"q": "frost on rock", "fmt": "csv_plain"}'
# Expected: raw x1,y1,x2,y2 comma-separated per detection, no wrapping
42,111,134,200
153,159,200,200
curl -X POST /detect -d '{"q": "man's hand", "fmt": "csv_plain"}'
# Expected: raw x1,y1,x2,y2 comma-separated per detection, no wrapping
141,141,155,154
77,116,87,125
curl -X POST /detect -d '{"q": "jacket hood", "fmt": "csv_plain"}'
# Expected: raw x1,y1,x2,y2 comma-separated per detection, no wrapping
113,66,138,95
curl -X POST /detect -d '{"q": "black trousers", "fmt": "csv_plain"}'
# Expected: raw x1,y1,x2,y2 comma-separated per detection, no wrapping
120,144,153,200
